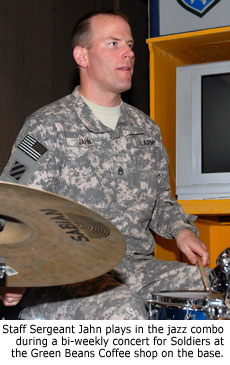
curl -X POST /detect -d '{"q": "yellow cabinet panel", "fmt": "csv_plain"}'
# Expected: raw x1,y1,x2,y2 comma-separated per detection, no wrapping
147,27,230,263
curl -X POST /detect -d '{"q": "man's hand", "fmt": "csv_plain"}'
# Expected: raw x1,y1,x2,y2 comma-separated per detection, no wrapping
176,228,209,266
0,287,25,306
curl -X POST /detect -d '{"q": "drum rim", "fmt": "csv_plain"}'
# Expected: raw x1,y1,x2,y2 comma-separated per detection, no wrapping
150,290,213,309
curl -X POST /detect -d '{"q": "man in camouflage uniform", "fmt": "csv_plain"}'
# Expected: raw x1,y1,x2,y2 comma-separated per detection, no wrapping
0,10,209,319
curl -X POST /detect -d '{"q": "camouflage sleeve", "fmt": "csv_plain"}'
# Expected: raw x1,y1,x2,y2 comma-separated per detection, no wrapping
149,139,198,239
0,114,65,194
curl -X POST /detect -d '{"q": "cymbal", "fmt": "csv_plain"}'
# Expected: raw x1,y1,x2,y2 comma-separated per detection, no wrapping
0,182,126,287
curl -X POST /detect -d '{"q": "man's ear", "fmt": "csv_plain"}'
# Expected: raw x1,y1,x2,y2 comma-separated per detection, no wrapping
73,46,88,68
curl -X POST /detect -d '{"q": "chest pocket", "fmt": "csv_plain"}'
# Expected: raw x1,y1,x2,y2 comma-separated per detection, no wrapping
64,141,114,209
115,137,161,209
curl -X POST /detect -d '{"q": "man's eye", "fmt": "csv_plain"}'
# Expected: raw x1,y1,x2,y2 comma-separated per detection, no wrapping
109,41,117,46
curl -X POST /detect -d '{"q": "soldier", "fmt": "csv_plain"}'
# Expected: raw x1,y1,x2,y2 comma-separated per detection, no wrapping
0,9,209,319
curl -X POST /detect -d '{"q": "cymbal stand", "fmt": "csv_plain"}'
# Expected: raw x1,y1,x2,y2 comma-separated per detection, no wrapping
0,256,5,280
0,218,5,232
0,219,6,279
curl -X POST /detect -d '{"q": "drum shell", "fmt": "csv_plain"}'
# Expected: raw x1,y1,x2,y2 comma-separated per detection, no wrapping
148,291,229,320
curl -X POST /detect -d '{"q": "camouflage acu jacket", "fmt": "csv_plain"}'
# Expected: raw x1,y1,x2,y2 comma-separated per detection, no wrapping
0,88,197,255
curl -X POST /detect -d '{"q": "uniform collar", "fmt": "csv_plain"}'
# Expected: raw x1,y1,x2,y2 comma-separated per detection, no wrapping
72,86,145,136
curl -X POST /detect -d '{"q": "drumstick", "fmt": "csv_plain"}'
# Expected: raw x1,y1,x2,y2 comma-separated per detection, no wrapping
196,255,210,292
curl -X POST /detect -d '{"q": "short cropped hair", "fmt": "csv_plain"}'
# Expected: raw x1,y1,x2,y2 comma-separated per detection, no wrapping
71,9,130,50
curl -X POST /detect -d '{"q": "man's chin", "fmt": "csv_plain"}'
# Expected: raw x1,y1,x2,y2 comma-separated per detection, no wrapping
119,83,132,94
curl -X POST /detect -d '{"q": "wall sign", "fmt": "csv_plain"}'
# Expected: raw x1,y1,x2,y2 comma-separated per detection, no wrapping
177,0,221,17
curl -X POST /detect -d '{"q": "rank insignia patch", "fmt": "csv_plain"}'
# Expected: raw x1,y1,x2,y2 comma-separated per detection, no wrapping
177,0,221,17
17,135,47,161
9,160,27,181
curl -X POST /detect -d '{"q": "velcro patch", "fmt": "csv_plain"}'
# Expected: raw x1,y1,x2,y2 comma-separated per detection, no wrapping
17,135,47,161
9,160,27,181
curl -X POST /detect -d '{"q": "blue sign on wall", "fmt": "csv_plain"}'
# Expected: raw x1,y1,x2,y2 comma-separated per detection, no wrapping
177,0,221,17
149,0,223,37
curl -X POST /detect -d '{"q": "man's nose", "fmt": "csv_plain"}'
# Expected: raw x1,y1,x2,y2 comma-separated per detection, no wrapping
123,45,135,59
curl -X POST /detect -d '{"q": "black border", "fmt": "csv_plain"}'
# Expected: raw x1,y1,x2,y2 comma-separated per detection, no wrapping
177,0,221,18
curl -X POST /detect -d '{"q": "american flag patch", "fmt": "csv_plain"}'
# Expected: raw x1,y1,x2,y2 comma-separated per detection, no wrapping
17,135,47,161
9,160,27,181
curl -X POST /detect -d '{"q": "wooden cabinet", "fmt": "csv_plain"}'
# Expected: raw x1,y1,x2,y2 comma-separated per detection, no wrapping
147,27,230,267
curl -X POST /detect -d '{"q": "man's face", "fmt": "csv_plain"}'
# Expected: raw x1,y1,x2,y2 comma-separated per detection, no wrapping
85,14,135,97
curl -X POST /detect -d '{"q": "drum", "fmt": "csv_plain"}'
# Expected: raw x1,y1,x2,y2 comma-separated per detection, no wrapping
148,291,230,320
